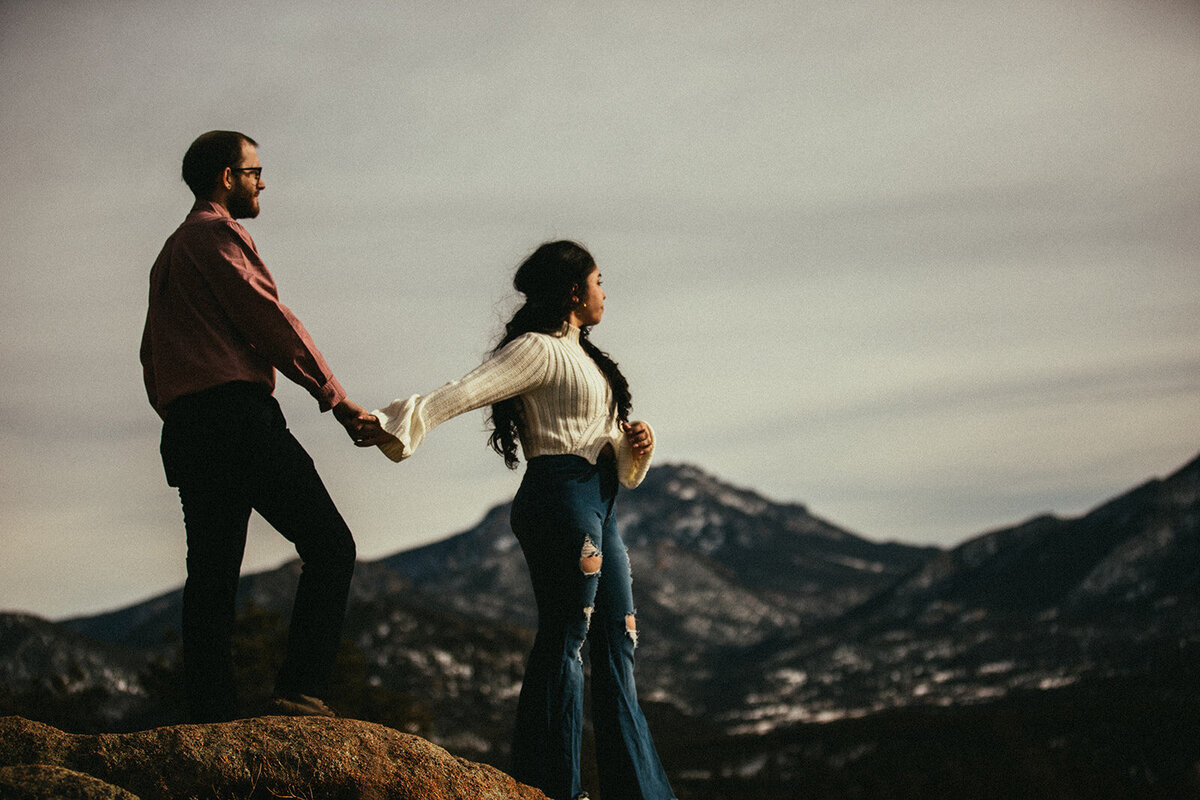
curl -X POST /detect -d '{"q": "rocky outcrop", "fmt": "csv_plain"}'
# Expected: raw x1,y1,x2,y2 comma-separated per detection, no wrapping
0,763,140,799
0,716,548,800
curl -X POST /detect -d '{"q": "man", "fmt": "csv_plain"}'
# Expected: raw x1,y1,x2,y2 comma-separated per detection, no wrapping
140,130,388,722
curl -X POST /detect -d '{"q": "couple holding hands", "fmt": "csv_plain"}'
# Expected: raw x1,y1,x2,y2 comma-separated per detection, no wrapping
140,130,674,800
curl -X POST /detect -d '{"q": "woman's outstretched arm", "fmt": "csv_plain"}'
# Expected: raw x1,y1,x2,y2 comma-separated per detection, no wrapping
373,333,551,462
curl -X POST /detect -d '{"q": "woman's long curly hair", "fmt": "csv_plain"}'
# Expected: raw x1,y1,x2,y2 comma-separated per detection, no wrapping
487,240,631,469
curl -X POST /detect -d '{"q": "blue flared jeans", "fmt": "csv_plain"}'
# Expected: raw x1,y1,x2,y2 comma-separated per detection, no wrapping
510,454,675,800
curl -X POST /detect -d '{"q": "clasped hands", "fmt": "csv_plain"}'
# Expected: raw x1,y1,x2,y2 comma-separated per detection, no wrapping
332,399,397,448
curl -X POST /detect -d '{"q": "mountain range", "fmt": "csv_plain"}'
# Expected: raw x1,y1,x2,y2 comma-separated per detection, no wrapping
3,454,1198,799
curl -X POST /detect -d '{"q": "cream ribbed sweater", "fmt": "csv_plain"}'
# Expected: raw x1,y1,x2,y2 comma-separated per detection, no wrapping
373,324,654,489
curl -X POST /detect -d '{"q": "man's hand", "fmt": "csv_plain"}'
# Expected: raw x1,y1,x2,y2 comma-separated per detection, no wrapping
333,399,396,447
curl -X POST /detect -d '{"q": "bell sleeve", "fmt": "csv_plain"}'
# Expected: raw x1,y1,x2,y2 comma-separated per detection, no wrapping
615,420,656,489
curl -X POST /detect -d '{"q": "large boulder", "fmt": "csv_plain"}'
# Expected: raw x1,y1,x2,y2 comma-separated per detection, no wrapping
0,716,548,800
0,764,139,799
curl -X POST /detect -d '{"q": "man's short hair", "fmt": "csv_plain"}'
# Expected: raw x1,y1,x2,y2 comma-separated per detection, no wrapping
181,131,258,198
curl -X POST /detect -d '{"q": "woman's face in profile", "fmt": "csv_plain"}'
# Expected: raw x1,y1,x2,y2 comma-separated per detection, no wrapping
572,267,606,326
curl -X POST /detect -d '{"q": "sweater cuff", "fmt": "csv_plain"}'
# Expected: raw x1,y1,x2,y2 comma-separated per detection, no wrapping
373,395,425,462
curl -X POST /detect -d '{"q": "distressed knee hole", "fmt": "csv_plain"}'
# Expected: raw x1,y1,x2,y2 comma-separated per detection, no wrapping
575,607,594,665
579,536,602,576
625,614,639,648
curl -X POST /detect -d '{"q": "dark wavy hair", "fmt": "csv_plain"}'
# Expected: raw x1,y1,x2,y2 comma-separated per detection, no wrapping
181,130,257,198
487,240,632,468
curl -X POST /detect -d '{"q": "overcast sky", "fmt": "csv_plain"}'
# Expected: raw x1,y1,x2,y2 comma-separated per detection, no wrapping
2,0,1198,620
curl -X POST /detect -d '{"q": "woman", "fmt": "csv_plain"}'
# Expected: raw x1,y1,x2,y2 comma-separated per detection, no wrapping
370,240,676,800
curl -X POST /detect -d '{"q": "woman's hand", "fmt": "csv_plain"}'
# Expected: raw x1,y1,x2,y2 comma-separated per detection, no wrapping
621,421,654,456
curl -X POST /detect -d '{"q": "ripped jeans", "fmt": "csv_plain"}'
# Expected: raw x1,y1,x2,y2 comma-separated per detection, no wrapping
510,454,676,800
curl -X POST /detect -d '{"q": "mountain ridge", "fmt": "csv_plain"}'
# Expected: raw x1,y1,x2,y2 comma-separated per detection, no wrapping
4,454,1198,798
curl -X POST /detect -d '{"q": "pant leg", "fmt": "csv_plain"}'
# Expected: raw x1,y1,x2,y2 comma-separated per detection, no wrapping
510,457,604,800
177,487,252,723
245,416,356,700
590,515,677,800
162,383,355,711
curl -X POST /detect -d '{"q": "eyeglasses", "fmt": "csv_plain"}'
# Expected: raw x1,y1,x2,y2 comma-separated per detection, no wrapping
230,167,263,179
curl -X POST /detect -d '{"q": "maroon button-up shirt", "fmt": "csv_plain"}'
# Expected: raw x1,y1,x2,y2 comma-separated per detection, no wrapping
140,200,346,418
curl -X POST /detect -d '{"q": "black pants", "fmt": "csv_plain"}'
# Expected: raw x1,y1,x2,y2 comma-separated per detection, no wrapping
161,382,356,722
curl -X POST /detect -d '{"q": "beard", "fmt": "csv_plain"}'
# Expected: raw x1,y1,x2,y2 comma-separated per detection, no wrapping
226,185,260,219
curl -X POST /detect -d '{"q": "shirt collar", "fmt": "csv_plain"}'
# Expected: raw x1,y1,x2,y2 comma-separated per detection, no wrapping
189,199,233,219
